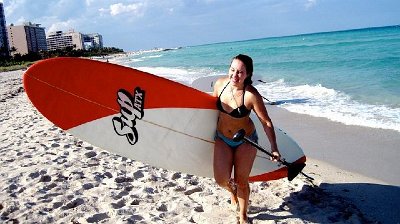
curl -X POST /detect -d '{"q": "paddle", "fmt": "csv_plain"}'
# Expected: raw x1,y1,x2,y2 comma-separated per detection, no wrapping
233,129,312,181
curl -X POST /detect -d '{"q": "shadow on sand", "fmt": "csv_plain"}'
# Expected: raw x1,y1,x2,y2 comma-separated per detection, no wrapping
249,183,400,223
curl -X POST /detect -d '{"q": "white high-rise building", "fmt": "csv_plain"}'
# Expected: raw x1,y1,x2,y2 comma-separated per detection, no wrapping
47,30,103,51
46,30,84,51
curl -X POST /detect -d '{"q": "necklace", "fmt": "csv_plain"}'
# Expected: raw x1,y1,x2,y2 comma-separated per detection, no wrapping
230,84,243,109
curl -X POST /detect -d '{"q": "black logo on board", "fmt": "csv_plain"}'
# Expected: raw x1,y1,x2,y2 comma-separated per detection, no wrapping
112,87,145,145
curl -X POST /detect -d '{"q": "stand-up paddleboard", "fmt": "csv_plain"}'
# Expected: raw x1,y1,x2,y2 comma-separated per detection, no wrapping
24,57,306,182
191,74,263,94
191,75,224,93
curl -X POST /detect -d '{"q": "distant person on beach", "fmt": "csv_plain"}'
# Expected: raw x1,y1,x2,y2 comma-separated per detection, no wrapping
213,54,281,223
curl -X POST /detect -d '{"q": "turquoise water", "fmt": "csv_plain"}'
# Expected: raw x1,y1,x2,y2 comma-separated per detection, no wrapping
115,25,400,132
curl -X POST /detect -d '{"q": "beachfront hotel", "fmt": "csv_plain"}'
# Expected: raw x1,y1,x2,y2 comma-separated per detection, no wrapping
47,30,103,51
83,33,103,50
7,22,47,56
46,30,84,51
0,2,9,57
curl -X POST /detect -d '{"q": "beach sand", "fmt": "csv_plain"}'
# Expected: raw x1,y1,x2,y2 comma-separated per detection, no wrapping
1,70,399,223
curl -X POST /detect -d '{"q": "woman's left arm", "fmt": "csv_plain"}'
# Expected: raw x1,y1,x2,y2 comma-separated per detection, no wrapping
250,88,281,160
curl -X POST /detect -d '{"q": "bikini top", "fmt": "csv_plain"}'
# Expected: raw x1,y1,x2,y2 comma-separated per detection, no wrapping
216,82,251,118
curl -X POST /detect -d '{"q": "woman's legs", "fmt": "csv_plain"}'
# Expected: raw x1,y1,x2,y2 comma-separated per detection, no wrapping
213,137,257,223
234,143,257,223
213,138,237,205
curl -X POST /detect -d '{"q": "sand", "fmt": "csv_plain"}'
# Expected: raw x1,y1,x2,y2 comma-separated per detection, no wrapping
1,69,399,223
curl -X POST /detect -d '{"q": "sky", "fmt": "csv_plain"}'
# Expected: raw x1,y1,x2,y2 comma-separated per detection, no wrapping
2,0,400,51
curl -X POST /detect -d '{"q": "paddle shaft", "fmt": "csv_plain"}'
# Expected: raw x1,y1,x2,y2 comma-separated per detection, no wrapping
242,136,289,166
242,135,314,181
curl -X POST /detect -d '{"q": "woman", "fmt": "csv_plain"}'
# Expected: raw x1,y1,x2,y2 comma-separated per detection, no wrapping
213,54,281,223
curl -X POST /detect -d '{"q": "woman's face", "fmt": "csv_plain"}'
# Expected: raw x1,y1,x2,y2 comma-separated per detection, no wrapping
229,59,248,86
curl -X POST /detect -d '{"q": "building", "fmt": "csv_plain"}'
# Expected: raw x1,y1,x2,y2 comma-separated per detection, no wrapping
47,30,103,51
7,22,47,55
83,33,103,50
0,2,9,57
46,30,84,51
46,31,65,51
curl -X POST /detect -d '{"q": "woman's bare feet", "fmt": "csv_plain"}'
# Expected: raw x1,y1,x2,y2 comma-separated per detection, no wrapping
238,217,250,224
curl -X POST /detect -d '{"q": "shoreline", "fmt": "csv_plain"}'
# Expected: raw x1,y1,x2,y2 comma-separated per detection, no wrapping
1,69,399,223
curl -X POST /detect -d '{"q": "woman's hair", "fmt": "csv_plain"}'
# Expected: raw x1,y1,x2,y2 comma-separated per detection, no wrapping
232,54,253,85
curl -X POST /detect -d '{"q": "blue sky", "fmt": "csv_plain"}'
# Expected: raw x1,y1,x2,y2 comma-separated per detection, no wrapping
2,0,399,51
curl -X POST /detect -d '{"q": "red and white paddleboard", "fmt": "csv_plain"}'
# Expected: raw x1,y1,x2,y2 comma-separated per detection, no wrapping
24,57,305,182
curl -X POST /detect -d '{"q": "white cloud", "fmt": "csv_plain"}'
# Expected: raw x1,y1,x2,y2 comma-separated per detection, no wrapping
98,7,108,15
85,0,95,6
305,0,317,10
4,0,26,17
47,19,77,33
15,16,27,25
100,2,145,17
196,0,215,4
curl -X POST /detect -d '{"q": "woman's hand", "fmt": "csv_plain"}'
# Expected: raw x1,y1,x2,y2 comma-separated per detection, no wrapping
270,151,281,162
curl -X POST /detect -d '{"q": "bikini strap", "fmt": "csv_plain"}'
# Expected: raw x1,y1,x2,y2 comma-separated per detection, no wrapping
242,84,247,105
219,81,230,98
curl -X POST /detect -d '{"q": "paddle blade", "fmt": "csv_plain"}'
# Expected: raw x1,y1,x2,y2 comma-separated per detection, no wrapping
287,163,306,181
233,129,246,142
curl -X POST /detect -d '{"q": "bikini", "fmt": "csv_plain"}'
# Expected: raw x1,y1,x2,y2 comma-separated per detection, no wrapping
216,82,251,119
215,82,258,148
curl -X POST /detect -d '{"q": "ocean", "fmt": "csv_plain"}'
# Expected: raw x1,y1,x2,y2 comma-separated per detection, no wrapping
114,25,400,132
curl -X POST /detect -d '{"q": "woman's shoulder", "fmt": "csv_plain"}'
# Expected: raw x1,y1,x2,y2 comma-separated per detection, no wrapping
245,84,260,95
214,77,229,88
245,84,263,102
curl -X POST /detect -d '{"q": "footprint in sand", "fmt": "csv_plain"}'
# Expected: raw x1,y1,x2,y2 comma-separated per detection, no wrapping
82,183,95,190
114,176,133,184
104,171,113,178
39,175,52,182
157,203,168,212
127,215,144,222
7,183,18,193
87,158,100,167
130,199,140,206
51,143,60,148
184,186,203,195
84,151,97,158
86,213,110,223
171,172,181,180
111,199,126,209
52,201,63,209
113,190,130,200
62,198,84,210
133,170,144,179
53,156,67,164
194,205,204,212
